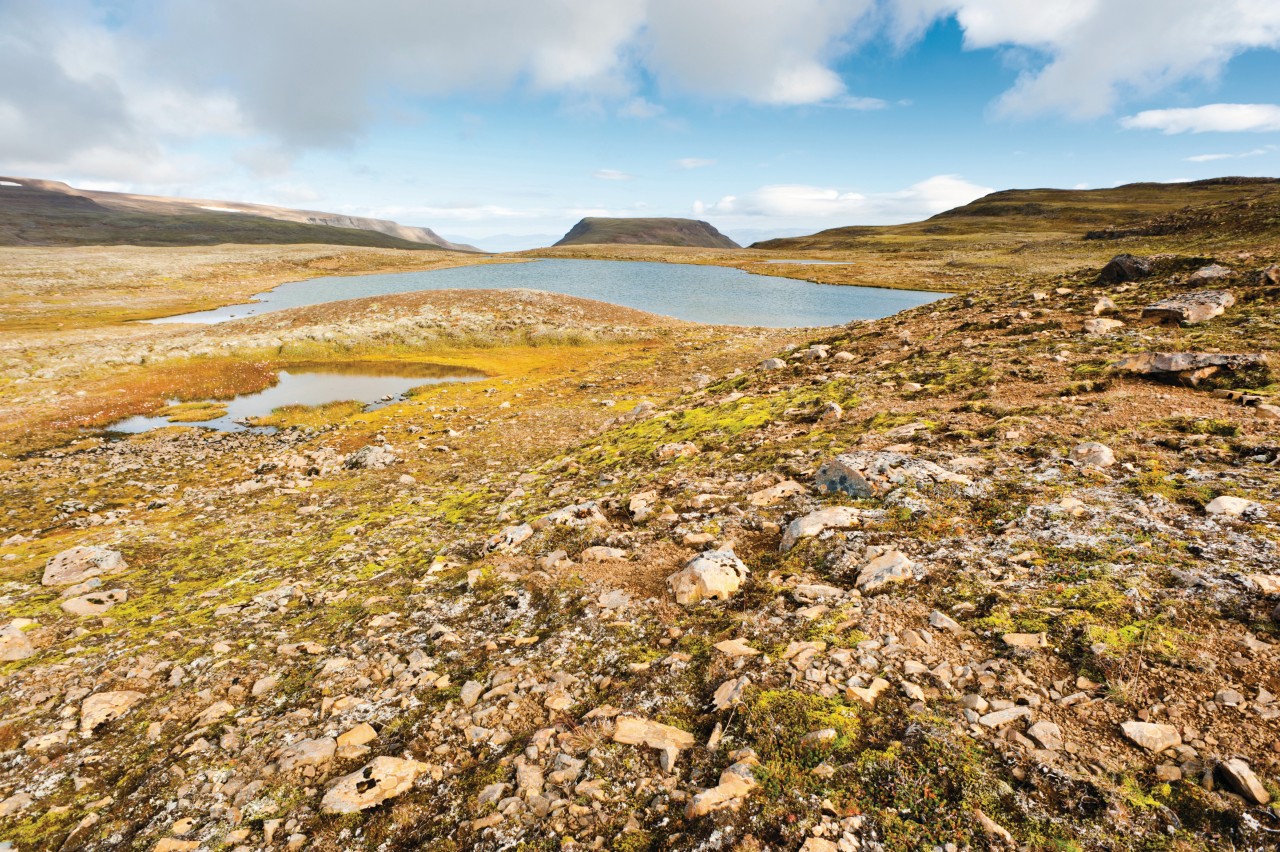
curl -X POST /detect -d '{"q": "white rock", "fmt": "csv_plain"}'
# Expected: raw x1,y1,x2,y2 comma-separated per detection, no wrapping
1205,495,1257,517
1120,721,1181,753
81,690,146,734
321,756,430,813
668,550,749,605
855,547,915,594
43,546,127,587
1070,442,1115,468
780,506,861,552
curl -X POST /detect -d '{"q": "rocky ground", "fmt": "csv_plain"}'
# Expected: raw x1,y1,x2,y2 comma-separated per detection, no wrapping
0,246,1278,851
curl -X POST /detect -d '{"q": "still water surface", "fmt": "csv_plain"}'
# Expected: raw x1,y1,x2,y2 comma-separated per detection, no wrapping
147,259,944,327
109,363,482,434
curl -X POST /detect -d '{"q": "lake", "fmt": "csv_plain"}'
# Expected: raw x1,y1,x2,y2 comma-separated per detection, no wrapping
147,259,944,327
107,363,482,434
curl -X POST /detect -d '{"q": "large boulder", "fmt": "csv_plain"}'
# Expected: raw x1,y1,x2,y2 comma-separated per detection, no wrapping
0,623,35,662
1116,352,1269,386
43,546,126,587
815,452,972,499
321,756,430,813
80,690,146,734
1098,254,1151,284
668,550,749,605
343,445,399,470
1142,290,1235,325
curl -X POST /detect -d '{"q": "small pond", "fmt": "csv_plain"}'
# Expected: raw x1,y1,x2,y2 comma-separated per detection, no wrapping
145,259,943,327
107,363,482,434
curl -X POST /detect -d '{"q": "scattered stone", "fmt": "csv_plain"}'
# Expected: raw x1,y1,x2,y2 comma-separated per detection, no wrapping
60,588,127,617
1143,290,1235,324
337,723,378,749
749,479,805,506
1117,351,1269,386
277,737,336,772
1003,632,1048,649
760,358,786,370
81,691,146,734
1070,442,1115,468
712,677,750,711
714,638,760,657
487,523,532,552
1083,318,1124,335
668,550,749,605
0,622,35,661
819,401,843,422
815,451,972,499
1098,254,1150,284
855,547,915,594
613,716,695,772
343,445,398,470
1120,721,1182,753
686,762,757,818
321,757,430,813
980,707,1032,728
1027,721,1064,751
780,506,861,551
1218,757,1271,805
847,677,891,709
1187,263,1233,283
928,610,964,635
580,545,627,562
656,442,700,460
1205,495,1259,518
42,546,126,587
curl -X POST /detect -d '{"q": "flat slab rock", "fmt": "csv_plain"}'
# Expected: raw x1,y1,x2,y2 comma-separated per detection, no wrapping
815,451,972,499
1120,720,1181,753
42,546,127,587
321,756,430,813
0,623,35,662
1116,351,1268,386
1142,290,1235,324
80,690,146,734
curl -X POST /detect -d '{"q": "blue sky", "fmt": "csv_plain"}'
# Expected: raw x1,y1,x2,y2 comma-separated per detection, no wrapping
3,1,1279,250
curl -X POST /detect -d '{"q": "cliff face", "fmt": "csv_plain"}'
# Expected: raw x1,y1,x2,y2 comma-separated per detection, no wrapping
0,176,478,251
554,216,740,249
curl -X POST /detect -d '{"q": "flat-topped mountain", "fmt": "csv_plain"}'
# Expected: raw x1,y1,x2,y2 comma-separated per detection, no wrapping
553,216,740,249
0,176,477,251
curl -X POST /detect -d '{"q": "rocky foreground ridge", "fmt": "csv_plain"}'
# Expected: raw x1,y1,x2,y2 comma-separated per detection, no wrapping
1,254,1279,850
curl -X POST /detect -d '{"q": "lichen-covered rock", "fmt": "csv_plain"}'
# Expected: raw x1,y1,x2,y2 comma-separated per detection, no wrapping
0,623,35,662
815,451,972,499
656,441,700,460
855,547,915,594
1142,290,1235,324
81,690,146,734
343,444,399,470
60,588,127,616
43,546,127,587
668,549,748,605
1117,351,1269,386
320,756,430,813
486,523,532,552
780,506,861,551
1070,442,1115,468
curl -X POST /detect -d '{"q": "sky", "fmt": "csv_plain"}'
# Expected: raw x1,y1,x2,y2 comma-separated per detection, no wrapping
2,1,1280,251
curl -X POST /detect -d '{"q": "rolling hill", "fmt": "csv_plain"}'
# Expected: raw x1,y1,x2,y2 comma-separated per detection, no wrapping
554,216,740,249
753,177,1280,251
0,177,478,251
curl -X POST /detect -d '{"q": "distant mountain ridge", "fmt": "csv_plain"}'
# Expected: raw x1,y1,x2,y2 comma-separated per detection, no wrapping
554,217,740,249
0,177,478,251
752,177,1280,251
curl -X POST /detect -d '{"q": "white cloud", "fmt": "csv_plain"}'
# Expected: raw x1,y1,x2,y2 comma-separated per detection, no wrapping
676,158,716,169
891,1,1280,118
618,98,665,119
697,174,992,222
1121,104,1280,133
592,169,633,181
1185,146,1274,162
